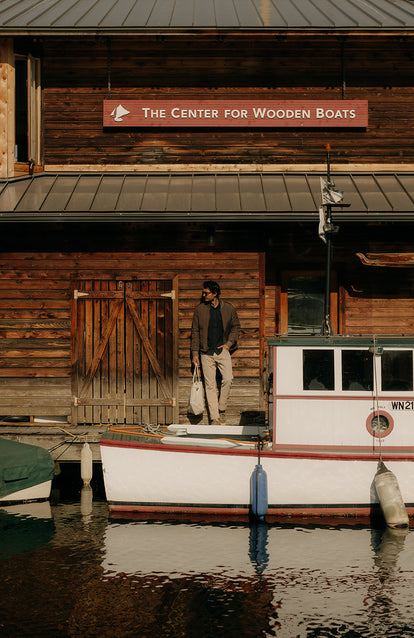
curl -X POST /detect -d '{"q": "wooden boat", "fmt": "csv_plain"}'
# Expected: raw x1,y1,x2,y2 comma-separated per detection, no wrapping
100,335,414,519
0,437,55,504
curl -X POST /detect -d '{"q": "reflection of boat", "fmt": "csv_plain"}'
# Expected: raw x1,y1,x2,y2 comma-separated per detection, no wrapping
101,521,414,633
100,336,414,519
0,501,54,559
0,437,55,504
102,520,412,580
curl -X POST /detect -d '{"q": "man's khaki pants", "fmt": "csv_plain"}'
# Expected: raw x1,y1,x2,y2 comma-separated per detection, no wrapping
200,349,233,422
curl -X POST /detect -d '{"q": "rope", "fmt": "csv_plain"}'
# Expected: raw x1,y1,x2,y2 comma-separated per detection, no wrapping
48,432,89,460
108,425,267,447
373,335,383,464
109,424,167,438
109,426,164,439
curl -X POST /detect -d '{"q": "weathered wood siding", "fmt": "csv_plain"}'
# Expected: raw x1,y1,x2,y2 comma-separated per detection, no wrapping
0,252,263,424
0,38,14,177
41,35,414,166
264,285,280,338
339,269,414,334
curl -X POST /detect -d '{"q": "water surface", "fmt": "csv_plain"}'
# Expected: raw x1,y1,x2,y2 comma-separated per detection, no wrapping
1,477,414,637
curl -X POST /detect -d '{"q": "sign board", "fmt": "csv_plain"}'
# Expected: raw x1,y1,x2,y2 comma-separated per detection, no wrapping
103,100,368,128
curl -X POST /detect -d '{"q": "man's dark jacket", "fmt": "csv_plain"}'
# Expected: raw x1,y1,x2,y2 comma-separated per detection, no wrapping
191,299,240,357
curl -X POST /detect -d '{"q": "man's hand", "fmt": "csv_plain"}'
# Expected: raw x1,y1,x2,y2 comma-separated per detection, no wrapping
218,344,230,351
192,354,200,366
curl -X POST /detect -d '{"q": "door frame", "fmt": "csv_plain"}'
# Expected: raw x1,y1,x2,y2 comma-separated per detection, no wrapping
70,275,179,425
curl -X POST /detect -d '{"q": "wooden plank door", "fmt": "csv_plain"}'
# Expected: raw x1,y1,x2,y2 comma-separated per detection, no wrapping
72,279,177,425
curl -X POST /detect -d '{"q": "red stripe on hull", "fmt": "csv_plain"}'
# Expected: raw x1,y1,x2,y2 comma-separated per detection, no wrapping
275,394,414,401
109,504,250,515
108,502,414,519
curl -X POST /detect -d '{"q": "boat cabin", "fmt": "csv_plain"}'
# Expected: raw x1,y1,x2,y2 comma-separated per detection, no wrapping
268,336,414,449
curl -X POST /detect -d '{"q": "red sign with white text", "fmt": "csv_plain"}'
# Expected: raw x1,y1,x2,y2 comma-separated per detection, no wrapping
103,100,368,128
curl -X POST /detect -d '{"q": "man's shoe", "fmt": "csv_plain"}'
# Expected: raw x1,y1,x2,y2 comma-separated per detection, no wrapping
219,411,226,425
211,419,220,426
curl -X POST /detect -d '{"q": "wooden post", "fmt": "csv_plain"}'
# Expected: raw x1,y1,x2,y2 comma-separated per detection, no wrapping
0,38,14,178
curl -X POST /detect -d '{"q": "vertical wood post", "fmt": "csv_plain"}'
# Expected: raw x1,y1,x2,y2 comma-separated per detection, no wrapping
0,38,14,178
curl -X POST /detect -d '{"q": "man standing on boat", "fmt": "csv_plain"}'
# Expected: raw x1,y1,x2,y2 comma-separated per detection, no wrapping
191,280,240,425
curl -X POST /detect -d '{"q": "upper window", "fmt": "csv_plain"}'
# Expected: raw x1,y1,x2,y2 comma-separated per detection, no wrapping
15,55,41,166
287,275,324,334
280,273,337,335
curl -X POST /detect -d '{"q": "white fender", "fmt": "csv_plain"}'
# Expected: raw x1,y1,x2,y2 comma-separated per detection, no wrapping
80,442,93,486
374,462,409,528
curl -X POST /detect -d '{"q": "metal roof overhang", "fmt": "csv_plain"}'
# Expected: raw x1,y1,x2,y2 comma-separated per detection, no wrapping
1,172,414,223
2,0,414,33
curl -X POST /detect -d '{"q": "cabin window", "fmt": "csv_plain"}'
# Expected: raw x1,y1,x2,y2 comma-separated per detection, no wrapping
287,275,324,333
303,349,334,390
15,54,41,166
342,350,373,391
381,350,413,391
280,273,337,334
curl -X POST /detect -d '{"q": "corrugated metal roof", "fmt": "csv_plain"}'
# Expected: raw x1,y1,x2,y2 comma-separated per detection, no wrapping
1,171,414,222
1,0,414,32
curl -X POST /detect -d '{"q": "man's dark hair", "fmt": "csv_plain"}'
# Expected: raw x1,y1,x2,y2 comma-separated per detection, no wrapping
203,280,221,297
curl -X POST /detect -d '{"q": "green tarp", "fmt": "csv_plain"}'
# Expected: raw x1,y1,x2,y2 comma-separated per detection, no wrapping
0,437,55,498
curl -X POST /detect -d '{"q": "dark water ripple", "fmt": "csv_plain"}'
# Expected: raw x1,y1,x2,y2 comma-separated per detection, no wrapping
1,488,414,637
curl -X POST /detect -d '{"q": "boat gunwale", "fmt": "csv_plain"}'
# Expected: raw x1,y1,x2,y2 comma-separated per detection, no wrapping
100,436,414,462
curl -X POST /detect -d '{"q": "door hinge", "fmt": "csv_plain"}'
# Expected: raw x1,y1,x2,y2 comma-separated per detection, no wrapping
74,290,89,300
161,290,175,300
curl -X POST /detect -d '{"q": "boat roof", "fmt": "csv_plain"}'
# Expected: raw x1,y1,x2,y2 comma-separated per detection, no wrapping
267,335,414,347
1,0,414,34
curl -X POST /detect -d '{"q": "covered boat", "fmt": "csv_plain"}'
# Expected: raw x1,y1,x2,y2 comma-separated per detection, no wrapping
0,437,55,504
100,335,414,519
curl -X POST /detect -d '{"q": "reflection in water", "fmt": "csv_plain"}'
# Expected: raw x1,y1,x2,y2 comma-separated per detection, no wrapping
1,494,414,637
80,484,93,520
372,526,409,580
0,502,54,559
102,518,414,638
248,520,269,575
365,527,411,637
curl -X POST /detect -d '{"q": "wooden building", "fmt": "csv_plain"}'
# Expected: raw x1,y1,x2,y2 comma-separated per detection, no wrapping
0,0,414,439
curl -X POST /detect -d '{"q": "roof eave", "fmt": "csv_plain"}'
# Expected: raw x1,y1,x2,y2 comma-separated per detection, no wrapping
1,212,414,223
5,27,414,38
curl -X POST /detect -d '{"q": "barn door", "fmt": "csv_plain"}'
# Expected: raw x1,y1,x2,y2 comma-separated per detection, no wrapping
72,279,177,425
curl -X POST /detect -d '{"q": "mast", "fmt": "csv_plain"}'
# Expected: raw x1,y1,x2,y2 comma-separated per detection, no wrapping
321,144,334,335
320,144,343,336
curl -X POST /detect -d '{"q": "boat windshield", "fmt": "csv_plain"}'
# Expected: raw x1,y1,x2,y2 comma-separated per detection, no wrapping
301,346,413,393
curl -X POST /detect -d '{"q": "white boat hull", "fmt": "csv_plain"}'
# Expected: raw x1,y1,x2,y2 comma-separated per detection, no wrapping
0,480,52,504
100,437,414,517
